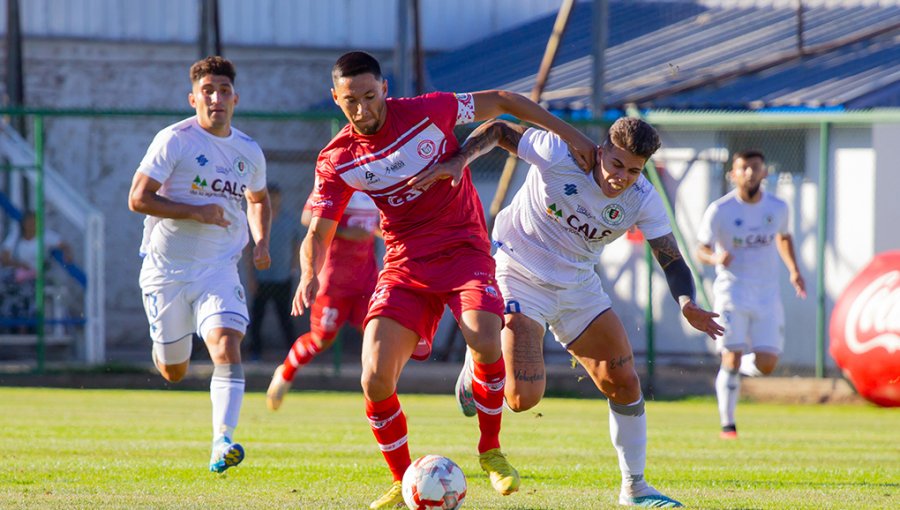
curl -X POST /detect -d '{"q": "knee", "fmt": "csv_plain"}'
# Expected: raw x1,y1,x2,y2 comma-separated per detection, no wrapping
360,369,396,402
756,360,778,375
505,393,539,413
599,370,641,402
158,363,188,383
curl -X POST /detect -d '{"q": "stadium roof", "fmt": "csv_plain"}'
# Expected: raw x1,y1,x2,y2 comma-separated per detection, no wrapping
426,1,900,113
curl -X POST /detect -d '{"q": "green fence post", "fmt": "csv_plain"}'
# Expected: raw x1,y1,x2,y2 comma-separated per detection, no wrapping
644,242,655,397
815,122,830,378
330,117,343,376
34,115,46,374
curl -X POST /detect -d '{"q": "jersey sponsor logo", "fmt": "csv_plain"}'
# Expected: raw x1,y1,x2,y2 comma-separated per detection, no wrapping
233,157,250,175
733,233,774,248
196,154,209,166
192,175,208,190
385,186,423,207
416,139,436,159
385,159,406,174
601,204,625,226
546,203,564,221
566,214,613,241
564,184,578,196
365,170,380,184
211,179,247,199
576,205,596,220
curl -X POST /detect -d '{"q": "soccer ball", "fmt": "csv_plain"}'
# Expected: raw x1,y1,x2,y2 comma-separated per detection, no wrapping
401,455,467,510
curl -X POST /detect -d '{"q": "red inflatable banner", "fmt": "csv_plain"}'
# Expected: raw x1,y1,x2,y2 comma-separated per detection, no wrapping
829,251,900,407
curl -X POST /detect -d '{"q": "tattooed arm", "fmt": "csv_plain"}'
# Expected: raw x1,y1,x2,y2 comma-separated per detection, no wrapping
648,233,724,339
407,120,526,189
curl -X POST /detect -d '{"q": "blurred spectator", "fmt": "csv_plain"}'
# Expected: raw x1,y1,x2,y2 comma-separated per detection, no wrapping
244,184,302,360
0,211,71,333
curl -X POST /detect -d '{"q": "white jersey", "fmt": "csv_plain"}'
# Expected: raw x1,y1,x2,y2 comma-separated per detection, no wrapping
492,128,671,287
697,189,790,305
136,116,266,286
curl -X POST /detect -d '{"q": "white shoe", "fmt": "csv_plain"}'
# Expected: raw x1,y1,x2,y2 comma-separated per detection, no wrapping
454,350,476,417
266,364,292,411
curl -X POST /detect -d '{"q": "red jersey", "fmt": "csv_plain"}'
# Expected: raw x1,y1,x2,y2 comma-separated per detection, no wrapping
304,192,379,297
311,92,490,267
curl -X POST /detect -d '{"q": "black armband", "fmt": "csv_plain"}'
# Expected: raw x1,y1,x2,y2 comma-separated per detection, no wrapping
661,257,695,304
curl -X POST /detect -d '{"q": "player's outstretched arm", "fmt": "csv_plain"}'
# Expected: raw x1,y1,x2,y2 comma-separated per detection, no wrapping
292,216,338,317
649,233,724,339
470,90,595,171
776,233,806,298
128,172,230,227
245,187,272,270
408,119,526,189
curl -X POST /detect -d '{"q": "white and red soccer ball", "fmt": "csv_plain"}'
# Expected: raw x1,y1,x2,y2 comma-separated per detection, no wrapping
829,251,900,407
402,455,467,510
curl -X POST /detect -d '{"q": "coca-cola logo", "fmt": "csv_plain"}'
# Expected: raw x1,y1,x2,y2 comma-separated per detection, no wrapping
843,270,900,355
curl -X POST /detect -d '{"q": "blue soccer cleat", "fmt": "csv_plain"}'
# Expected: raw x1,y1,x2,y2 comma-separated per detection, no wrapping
209,437,244,473
619,486,683,507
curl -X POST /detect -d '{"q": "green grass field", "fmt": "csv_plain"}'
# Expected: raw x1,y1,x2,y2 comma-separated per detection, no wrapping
0,387,896,509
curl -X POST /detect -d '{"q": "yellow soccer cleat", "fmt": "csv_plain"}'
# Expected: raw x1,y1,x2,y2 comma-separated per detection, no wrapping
266,364,292,411
478,448,520,496
369,480,404,509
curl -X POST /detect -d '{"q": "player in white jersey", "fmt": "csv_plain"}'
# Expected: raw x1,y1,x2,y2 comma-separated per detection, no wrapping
128,56,271,473
414,116,723,508
696,149,806,439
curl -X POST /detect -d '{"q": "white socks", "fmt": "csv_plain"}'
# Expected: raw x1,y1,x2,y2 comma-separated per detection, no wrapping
211,363,245,441
609,397,649,495
715,367,740,427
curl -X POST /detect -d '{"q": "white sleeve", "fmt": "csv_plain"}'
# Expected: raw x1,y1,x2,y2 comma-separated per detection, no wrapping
696,203,717,246
136,129,181,185
637,188,673,241
248,145,267,194
777,200,790,235
517,128,572,171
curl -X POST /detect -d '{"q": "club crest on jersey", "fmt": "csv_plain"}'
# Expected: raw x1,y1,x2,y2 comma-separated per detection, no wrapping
601,204,625,226
235,286,246,303
233,157,250,175
416,139,436,159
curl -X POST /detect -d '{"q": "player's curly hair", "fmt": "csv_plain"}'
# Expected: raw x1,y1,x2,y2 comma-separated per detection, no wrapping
602,117,661,160
190,56,236,85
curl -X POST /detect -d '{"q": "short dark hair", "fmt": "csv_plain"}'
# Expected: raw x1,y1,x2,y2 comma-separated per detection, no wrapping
733,149,765,162
602,117,661,160
332,51,382,84
190,56,236,85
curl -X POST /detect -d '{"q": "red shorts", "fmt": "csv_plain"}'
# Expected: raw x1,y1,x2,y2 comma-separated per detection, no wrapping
364,246,505,360
310,292,370,342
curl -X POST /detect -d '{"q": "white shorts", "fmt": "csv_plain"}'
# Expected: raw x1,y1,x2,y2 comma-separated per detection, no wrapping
495,250,612,347
714,298,785,355
141,268,249,364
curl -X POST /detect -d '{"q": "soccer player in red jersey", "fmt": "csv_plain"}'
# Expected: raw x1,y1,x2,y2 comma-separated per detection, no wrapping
266,191,379,411
293,51,596,509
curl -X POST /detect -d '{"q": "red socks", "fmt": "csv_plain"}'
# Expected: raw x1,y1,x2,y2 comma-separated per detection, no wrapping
472,356,506,453
365,392,411,481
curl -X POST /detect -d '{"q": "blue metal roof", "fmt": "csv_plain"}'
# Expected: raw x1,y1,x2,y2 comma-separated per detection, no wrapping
426,2,900,111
